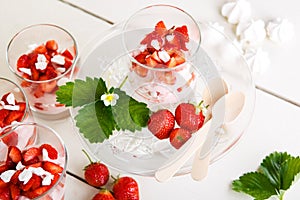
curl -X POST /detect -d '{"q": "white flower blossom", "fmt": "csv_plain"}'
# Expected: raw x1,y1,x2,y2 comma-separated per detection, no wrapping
101,93,119,106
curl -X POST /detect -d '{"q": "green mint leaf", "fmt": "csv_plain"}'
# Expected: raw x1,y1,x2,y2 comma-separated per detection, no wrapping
56,81,74,106
56,77,107,108
112,88,150,131
75,101,117,143
232,172,277,200
258,152,292,189
281,156,300,190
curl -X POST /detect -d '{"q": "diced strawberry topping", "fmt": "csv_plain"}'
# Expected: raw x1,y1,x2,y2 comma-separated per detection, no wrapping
8,146,22,164
22,147,40,163
43,161,63,174
40,144,58,160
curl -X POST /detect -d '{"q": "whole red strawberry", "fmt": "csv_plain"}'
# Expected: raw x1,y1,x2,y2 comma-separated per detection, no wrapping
169,128,192,149
147,109,175,139
83,150,109,187
92,189,115,200
113,176,139,200
175,102,206,133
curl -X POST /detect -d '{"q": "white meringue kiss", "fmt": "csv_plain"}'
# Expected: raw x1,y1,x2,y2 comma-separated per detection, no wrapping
244,48,270,77
236,19,266,46
266,18,295,44
221,0,252,24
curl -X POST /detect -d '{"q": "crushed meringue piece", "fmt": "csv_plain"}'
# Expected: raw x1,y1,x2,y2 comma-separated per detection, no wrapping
139,44,147,52
151,39,160,50
19,168,33,184
236,19,266,46
166,34,175,42
221,0,252,24
35,54,48,70
51,55,66,65
56,67,66,73
0,170,16,183
42,173,54,186
6,93,15,105
244,47,270,77
16,161,26,170
19,68,32,76
158,50,170,63
3,105,20,111
266,18,295,44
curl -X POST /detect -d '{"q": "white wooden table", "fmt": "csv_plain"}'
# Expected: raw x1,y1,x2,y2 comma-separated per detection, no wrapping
1,0,300,199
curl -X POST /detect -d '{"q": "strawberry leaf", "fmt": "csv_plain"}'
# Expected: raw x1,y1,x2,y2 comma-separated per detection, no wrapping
56,76,150,143
232,172,277,200
112,88,150,132
232,152,300,200
75,101,117,143
258,152,292,188
56,77,107,108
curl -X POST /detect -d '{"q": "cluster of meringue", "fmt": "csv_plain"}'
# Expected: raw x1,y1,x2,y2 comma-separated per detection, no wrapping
220,0,295,79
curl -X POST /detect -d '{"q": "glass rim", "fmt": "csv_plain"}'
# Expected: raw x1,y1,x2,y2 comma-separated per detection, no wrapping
0,77,30,123
0,121,68,200
6,23,79,83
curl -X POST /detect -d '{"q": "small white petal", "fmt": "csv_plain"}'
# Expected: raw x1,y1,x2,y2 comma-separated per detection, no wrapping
51,55,65,65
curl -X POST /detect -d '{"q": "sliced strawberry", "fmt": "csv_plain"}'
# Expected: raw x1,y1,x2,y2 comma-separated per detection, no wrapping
4,110,24,125
0,187,10,200
33,87,45,98
169,128,192,149
62,49,74,60
132,64,148,77
34,45,47,54
10,170,22,185
39,75,57,93
27,52,38,66
40,144,58,160
26,161,43,169
0,109,10,128
20,74,32,87
1,131,18,147
8,146,22,163
45,65,58,80
166,57,177,68
0,179,8,189
30,65,40,81
22,186,51,199
9,184,20,200
1,93,11,104
16,102,26,112
173,52,186,65
17,54,29,69
155,20,167,35
134,52,148,64
174,25,189,41
50,173,60,186
43,161,63,174
0,164,9,174
20,174,41,192
45,40,58,51
145,56,158,67
22,147,40,163
33,103,44,110
64,58,73,69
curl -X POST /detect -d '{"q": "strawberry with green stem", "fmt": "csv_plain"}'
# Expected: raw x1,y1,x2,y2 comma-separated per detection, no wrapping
112,176,139,200
82,149,109,187
175,100,207,133
92,189,115,200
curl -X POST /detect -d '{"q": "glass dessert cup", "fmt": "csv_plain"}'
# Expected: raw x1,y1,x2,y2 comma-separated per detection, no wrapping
68,20,255,177
0,77,34,131
0,122,67,200
123,5,201,103
6,24,78,120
